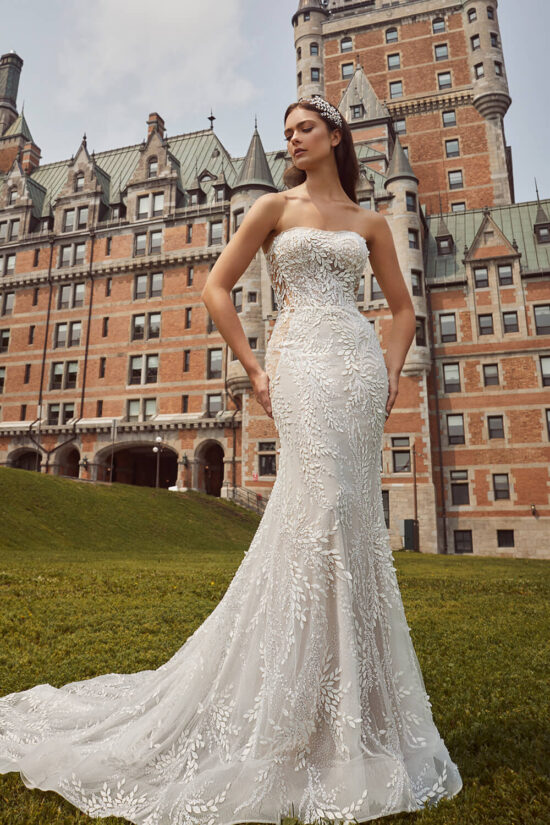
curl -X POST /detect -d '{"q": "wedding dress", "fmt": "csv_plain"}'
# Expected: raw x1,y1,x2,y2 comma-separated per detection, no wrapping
0,226,463,824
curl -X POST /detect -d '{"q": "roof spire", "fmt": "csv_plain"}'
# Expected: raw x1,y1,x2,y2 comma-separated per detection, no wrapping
208,108,215,130
233,121,276,191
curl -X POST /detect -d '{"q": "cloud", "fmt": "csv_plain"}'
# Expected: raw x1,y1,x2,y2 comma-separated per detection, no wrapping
53,0,256,147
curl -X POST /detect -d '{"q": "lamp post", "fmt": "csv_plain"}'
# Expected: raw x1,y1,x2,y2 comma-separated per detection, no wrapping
152,435,162,488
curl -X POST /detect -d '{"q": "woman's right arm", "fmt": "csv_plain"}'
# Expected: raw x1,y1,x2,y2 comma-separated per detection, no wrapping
200,192,283,418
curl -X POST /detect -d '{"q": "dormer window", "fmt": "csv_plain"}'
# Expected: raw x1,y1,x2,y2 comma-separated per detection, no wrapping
8,188,17,205
351,104,364,119
215,188,225,202
74,173,84,192
436,236,453,255
148,157,158,178
535,222,550,243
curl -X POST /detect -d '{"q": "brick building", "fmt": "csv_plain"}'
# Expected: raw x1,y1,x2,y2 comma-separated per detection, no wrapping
0,0,549,558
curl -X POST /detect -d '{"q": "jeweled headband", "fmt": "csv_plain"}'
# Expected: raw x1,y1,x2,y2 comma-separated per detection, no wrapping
297,94,343,129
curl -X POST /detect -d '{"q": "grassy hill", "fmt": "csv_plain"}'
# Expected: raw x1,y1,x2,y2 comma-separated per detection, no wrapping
0,466,548,824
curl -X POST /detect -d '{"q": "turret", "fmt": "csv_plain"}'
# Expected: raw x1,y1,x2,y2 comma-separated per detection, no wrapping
292,1,329,99
0,51,23,136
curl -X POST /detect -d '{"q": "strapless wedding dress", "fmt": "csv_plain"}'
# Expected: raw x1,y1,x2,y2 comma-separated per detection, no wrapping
0,227,462,824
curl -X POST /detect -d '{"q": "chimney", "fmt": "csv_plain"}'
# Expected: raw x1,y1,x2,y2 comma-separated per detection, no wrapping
21,140,41,175
147,112,165,139
0,51,24,136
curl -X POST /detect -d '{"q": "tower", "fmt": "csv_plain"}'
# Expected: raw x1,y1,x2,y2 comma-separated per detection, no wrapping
0,51,23,136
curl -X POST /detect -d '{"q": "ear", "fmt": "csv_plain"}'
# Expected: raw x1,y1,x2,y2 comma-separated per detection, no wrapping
331,128,342,148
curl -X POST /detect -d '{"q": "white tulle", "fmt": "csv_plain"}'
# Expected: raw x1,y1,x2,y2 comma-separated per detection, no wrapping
0,227,462,824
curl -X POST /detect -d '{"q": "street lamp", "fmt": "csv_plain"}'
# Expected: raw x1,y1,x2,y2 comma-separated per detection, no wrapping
152,435,162,488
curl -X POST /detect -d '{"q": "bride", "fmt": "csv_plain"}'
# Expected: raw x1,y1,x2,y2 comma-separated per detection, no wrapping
0,95,463,824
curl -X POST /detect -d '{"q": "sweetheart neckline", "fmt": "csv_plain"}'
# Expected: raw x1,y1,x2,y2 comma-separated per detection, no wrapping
266,226,369,255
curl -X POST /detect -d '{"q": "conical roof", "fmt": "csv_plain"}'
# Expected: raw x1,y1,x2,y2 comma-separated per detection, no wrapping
234,125,276,191
384,136,418,186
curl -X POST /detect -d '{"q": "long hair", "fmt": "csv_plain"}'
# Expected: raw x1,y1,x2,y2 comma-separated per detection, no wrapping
282,98,360,204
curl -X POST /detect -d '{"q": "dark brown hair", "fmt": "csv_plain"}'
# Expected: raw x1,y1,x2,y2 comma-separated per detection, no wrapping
282,98,360,204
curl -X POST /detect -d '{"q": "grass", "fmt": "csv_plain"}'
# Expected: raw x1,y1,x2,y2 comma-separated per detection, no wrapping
0,466,549,824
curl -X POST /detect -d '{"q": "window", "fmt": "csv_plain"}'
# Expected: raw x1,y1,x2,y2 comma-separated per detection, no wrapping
8,188,17,205
478,314,493,335
150,230,162,253
0,221,6,242
490,32,499,48
233,211,244,233
207,348,223,379
148,312,160,339
152,192,164,216
134,232,147,255
183,350,190,372
181,394,189,413
408,228,419,249
439,313,456,342
50,361,64,390
487,6,495,19
449,170,463,190
28,324,35,345
129,355,146,385
341,63,353,80
443,363,460,392
65,361,78,389
474,62,484,78
391,437,410,472
102,316,109,337
96,400,103,417
502,311,518,333
356,275,365,303
134,274,148,299
534,305,550,335
493,473,510,500
54,322,67,348
20,403,26,420
8,219,19,241
33,286,39,304
232,287,243,314
385,27,398,43
351,104,364,119
73,283,85,307
74,242,85,264
433,17,445,33
394,118,406,134
210,221,223,245
5,254,15,275
468,8,477,22
74,173,84,191
445,138,459,158
415,317,426,346
258,441,277,476
134,272,163,299
310,42,319,56
127,399,140,421
0,329,9,353
488,415,504,439
454,530,473,553
406,192,416,212
47,403,60,425
303,11,310,20
452,202,466,212
471,34,481,50
297,71,302,86
0,366,4,393
148,157,158,178
450,470,469,505
146,353,158,383
443,109,456,128
99,356,106,378
63,209,75,232
389,80,403,99
105,277,112,296
185,307,192,329
497,529,514,548
483,363,499,386
447,413,465,444
77,206,88,229
371,275,384,300
388,53,400,70
474,266,488,288
137,195,149,219
494,61,503,77
438,71,451,89
341,36,352,52
69,320,81,346
498,264,512,285
435,43,448,61
151,272,163,298
206,393,222,417
144,398,157,420
131,314,145,340
187,266,194,286
297,46,302,59
311,67,320,82
2,291,14,315
106,236,112,255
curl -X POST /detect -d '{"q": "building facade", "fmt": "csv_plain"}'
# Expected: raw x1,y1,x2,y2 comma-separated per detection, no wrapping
0,0,549,559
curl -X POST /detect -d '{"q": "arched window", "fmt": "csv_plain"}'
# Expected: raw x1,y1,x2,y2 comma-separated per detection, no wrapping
74,173,84,192
297,46,302,59
487,6,495,19
433,17,445,33
385,27,398,43
148,157,158,178
8,188,17,205
340,37,353,52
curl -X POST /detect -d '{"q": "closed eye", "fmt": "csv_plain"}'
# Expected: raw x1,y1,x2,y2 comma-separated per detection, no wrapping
284,127,313,141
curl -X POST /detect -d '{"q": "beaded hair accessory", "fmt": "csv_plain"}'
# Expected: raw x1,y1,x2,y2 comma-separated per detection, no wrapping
297,94,343,129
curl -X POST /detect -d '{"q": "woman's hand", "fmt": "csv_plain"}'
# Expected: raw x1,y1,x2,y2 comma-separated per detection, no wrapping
385,368,400,419
249,369,273,419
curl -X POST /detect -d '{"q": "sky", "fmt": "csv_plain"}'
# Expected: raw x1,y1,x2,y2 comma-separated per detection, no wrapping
3,0,549,204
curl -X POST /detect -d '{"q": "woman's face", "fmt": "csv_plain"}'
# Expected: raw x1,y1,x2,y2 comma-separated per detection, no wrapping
284,106,339,167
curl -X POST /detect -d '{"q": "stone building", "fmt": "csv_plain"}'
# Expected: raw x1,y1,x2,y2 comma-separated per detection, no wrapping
0,0,549,559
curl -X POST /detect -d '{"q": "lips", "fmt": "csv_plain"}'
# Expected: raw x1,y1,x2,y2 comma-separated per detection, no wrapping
294,150,306,158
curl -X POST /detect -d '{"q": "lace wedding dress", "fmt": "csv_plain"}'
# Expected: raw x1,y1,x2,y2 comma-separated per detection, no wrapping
0,227,462,824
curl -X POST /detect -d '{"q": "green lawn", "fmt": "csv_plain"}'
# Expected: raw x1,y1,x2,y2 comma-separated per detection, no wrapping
0,466,548,824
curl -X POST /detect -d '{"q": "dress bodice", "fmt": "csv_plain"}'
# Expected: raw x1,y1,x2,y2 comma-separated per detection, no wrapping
264,226,370,313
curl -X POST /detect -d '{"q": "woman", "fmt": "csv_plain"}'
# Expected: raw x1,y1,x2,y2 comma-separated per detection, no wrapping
0,96,463,824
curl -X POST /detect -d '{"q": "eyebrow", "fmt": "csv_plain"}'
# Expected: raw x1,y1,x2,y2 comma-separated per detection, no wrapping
284,118,315,136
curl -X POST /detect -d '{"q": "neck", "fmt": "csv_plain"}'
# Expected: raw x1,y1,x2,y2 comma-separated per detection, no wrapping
303,154,346,202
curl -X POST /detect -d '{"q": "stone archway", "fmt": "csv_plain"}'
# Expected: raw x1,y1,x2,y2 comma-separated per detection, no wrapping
8,448,42,472
195,440,225,496
55,446,80,478
94,442,178,489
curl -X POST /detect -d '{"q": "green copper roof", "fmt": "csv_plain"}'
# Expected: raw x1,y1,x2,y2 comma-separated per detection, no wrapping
425,199,550,283
3,112,33,142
